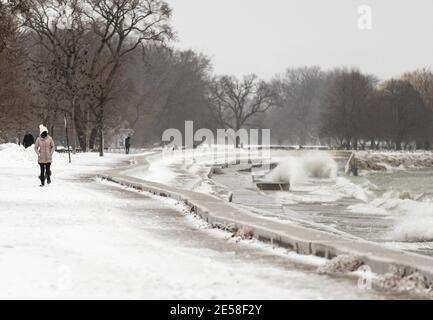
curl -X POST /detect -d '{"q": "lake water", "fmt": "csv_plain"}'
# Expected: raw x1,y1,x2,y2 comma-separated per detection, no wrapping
141,149,433,257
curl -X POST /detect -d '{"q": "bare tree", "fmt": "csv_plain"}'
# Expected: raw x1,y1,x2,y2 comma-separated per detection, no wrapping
322,68,376,149
269,66,325,145
23,0,172,154
381,79,426,150
0,0,13,52
113,46,215,145
0,0,33,142
0,0,28,53
0,47,24,140
81,0,173,156
358,89,390,149
209,74,276,146
403,68,433,149
23,0,95,148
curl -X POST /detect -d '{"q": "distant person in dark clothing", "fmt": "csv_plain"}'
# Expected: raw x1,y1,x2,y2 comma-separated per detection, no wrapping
125,136,131,154
23,132,35,149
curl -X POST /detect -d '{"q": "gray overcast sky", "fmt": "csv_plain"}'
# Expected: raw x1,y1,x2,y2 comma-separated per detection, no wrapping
167,0,433,81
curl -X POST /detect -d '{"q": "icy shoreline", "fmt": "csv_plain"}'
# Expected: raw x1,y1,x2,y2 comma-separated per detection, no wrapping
356,151,433,172
100,152,433,298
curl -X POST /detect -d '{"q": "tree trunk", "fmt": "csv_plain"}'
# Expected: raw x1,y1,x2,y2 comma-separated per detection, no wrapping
235,136,240,149
375,141,380,150
74,107,88,151
85,108,91,152
89,128,97,150
395,139,402,151
353,137,358,150
299,127,307,146
97,104,104,157
74,121,87,152
99,126,104,157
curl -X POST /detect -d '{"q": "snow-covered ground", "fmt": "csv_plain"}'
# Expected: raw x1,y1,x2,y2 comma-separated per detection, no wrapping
0,144,390,299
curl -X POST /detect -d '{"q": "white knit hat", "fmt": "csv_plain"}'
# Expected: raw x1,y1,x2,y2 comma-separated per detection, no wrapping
39,124,48,135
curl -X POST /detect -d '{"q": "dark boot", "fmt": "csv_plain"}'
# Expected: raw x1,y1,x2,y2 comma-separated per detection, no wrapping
39,175,45,187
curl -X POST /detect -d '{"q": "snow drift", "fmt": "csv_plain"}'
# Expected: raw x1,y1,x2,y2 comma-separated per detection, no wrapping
0,143,37,167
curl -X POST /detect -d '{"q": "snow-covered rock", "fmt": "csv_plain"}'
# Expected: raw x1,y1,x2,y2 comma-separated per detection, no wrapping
317,255,364,275
356,151,433,171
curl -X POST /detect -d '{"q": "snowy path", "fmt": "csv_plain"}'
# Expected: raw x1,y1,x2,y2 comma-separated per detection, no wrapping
0,151,393,299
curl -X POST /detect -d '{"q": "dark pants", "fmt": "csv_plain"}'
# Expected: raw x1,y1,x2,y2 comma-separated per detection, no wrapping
39,163,51,185
125,146,130,154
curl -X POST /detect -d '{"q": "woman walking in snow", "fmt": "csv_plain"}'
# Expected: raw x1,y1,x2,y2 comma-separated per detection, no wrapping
34,125,55,187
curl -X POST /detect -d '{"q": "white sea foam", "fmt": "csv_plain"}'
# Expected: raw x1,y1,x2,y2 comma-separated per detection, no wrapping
266,152,337,185
351,188,433,242
347,203,389,215
385,198,433,242
267,152,433,242
333,177,371,202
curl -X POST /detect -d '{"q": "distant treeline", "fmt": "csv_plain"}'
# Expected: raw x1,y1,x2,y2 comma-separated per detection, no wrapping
267,67,433,150
1,0,433,151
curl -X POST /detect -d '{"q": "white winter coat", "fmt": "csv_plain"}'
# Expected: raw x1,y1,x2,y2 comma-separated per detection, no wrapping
34,136,55,163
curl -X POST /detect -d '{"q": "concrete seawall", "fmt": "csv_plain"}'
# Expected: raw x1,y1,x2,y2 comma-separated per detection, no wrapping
98,154,433,283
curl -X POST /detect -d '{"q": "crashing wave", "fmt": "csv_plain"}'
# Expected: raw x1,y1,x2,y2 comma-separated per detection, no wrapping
265,152,337,185
358,190,433,242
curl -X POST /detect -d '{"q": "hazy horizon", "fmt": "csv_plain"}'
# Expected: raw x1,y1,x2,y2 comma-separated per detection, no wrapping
168,0,433,80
